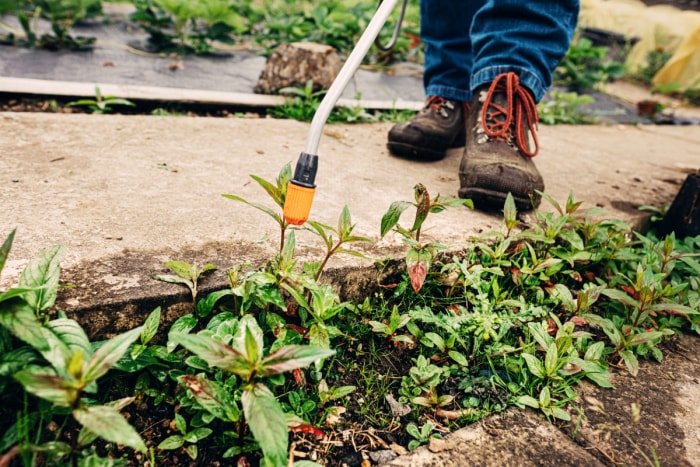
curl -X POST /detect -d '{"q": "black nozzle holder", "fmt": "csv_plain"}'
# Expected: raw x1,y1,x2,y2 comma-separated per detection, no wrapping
291,152,318,188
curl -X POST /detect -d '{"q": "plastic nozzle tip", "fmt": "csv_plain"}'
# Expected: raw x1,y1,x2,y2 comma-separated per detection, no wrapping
284,181,316,225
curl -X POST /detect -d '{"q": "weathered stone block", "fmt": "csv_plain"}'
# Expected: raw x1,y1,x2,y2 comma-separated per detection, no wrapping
254,42,341,94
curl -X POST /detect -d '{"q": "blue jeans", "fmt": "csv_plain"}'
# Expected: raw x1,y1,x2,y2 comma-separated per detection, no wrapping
420,0,580,103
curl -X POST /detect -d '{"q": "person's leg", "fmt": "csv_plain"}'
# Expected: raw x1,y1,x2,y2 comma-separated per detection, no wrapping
422,0,477,103
387,0,479,161
459,0,579,210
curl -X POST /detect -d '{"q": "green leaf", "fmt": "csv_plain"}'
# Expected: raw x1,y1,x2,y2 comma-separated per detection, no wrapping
185,444,198,460
539,386,551,407
151,274,193,289
0,228,15,277
448,350,469,367
157,435,184,450
522,353,546,379
581,314,622,347
77,397,136,447
19,245,63,313
544,342,559,376
0,287,35,303
338,205,352,238
251,174,284,208
167,314,198,353
259,345,335,376
174,413,187,434
619,349,639,376
140,307,161,345
628,331,664,346
197,289,232,318
233,315,264,364
73,405,146,453
83,326,142,384
584,369,613,388
0,300,51,353
242,383,288,467
180,374,240,422
551,407,571,421
222,194,281,222
517,395,540,409
48,318,92,359
527,321,553,351
184,427,213,443
602,288,640,308
380,201,412,238
583,341,605,362
503,193,518,230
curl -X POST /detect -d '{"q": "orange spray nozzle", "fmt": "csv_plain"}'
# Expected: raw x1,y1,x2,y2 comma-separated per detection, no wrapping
283,152,318,226
284,182,316,225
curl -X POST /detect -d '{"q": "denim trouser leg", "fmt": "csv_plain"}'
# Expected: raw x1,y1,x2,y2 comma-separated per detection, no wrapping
470,0,580,102
420,0,479,102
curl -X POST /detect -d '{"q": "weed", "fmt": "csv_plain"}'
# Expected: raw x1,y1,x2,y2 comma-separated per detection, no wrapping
406,422,441,451
538,91,596,125
129,0,246,54
270,80,419,124
633,46,673,85
555,36,625,91
380,183,472,292
66,86,135,114
4,0,100,49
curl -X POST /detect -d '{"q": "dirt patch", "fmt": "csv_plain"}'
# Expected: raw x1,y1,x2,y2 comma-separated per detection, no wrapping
568,337,700,466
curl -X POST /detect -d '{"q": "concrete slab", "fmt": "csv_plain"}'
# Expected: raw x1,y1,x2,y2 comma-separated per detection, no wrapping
1,113,698,322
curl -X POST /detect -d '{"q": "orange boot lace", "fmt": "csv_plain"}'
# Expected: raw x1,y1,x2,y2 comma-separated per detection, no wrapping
480,72,539,157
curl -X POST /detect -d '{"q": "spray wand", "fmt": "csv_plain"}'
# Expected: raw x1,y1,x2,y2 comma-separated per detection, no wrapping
283,0,407,225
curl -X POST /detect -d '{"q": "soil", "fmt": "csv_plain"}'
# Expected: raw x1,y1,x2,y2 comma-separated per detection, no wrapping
640,0,700,9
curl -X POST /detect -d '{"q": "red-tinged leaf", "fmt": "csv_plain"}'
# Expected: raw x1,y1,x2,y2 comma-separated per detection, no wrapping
378,283,398,290
289,423,324,438
83,326,142,385
14,369,76,406
292,368,305,386
405,31,420,48
571,271,583,282
602,288,640,307
285,324,308,335
180,375,240,422
176,334,252,377
584,271,596,281
619,286,639,299
546,318,557,335
510,267,521,286
408,262,428,293
259,345,335,377
571,316,588,326
648,302,698,316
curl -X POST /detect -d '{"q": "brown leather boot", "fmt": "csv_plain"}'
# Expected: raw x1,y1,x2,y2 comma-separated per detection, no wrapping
388,96,468,161
458,72,544,211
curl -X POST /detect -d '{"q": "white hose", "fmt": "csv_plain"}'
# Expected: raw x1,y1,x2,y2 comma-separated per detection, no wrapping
303,0,399,155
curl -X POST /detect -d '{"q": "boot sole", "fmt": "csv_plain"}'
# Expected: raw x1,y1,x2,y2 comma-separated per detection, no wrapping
387,132,466,162
387,142,446,161
458,187,540,212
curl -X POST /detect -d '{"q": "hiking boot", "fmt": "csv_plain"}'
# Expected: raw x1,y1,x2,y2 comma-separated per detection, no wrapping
458,72,544,211
387,96,468,161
